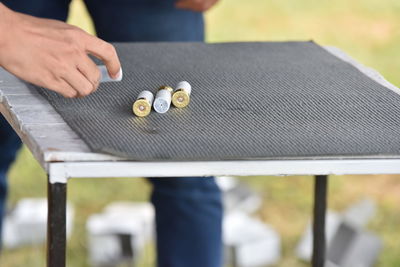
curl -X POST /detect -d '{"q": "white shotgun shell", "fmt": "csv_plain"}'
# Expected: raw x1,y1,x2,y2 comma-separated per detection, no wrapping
172,81,192,108
132,90,154,117
98,65,123,83
153,88,172,114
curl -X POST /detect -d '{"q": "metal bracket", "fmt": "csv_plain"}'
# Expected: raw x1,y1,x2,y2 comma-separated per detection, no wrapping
48,163,69,184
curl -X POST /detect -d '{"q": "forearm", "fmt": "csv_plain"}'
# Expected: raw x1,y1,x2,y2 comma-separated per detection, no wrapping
0,3,14,66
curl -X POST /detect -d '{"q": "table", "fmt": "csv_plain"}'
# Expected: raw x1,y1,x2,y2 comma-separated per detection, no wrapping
1,46,400,267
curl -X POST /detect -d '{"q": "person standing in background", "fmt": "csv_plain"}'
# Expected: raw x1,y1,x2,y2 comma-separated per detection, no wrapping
0,1,222,266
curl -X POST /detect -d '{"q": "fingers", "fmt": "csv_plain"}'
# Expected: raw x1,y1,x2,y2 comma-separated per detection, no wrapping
77,55,101,91
175,0,218,12
83,35,121,80
49,79,78,98
175,0,199,11
61,67,96,98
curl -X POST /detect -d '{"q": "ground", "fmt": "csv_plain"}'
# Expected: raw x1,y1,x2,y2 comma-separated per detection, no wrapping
1,0,400,266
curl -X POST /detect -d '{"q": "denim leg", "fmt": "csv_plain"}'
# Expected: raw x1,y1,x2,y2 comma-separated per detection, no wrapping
149,177,223,267
0,115,22,239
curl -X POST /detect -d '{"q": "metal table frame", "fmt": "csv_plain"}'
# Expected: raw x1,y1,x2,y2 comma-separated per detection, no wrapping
1,46,400,267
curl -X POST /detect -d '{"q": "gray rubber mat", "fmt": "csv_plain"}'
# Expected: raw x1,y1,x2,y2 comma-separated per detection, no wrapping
38,41,400,161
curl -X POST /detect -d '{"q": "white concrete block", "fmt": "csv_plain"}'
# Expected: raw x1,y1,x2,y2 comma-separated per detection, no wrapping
86,202,154,267
2,198,74,249
224,212,281,266
295,211,342,261
342,199,376,229
216,176,262,214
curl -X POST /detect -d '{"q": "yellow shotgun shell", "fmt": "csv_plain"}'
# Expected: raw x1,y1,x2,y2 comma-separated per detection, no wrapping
132,90,154,117
172,89,190,108
172,81,192,108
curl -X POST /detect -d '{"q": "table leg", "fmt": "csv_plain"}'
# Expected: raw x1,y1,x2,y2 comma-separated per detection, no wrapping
312,175,328,267
47,178,67,267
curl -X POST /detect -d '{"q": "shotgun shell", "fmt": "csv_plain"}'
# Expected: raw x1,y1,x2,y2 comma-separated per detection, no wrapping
133,90,154,117
153,86,173,114
172,81,191,108
98,65,123,82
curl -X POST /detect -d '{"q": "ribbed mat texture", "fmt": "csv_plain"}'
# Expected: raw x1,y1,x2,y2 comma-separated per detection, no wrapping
38,42,400,160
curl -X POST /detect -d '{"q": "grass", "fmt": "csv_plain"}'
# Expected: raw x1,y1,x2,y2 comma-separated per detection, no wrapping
1,0,400,266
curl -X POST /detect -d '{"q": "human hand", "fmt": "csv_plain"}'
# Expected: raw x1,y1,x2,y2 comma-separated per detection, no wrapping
0,3,121,98
175,0,219,12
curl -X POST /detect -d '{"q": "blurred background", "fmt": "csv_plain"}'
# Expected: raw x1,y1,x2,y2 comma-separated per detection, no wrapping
1,0,400,266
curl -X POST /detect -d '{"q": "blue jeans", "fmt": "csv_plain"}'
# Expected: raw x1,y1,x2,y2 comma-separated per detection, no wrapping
1,1,223,266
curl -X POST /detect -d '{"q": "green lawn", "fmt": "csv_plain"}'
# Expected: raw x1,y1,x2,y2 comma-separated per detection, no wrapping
1,0,400,266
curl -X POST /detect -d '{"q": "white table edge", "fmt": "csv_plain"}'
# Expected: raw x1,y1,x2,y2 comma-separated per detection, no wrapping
48,158,400,183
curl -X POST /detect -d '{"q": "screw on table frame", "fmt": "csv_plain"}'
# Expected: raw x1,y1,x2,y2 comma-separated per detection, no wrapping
312,175,328,267
47,178,67,267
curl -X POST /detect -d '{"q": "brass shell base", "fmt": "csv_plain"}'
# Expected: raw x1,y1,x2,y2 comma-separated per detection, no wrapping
172,91,190,108
133,99,151,117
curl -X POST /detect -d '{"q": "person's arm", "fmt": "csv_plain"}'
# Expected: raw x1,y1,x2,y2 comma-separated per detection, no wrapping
175,0,219,12
0,3,121,98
